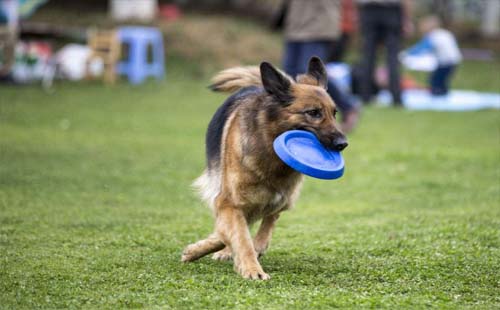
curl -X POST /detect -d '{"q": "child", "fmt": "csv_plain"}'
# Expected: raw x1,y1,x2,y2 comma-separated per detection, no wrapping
405,16,462,95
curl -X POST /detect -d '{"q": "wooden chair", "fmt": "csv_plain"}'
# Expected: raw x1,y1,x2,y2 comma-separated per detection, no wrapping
85,29,120,84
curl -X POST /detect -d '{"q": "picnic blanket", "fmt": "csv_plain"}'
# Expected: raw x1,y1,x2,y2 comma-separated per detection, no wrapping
326,62,500,111
377,89,500,111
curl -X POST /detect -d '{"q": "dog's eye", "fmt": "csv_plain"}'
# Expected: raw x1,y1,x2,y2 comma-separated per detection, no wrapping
305,109,322,119
333,109,338,119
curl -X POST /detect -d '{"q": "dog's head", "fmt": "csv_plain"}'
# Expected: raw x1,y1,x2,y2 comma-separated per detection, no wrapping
261,57,348,151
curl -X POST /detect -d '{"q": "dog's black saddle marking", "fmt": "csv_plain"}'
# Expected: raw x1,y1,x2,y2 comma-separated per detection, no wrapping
205,86,262,169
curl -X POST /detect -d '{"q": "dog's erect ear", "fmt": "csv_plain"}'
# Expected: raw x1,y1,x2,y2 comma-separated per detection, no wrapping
260,62,294,104
297,56,328,90
307,56,328,89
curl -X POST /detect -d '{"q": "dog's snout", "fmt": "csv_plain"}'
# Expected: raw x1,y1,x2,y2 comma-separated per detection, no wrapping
334,141,348,151
332,136,348,151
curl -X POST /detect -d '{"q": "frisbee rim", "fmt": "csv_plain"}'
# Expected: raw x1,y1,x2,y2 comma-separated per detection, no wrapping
273,130,344,180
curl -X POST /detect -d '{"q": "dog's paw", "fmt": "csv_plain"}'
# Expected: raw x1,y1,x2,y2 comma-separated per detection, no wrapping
238,266,271,280
212,248,232,261
181,244,198,262
236,261,270,280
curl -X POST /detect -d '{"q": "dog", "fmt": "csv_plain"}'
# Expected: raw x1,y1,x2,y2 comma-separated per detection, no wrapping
181,57,348,280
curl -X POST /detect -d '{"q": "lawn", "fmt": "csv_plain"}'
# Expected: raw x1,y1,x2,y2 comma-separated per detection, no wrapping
1,59,499,309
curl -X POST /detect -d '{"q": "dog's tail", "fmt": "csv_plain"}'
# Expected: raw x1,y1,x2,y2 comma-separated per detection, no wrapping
209,66,262,93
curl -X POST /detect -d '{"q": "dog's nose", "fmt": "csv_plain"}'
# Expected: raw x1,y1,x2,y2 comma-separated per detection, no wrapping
332,136,348,151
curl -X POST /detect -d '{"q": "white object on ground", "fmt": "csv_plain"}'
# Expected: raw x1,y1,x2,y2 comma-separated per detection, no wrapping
377,89,500,111
56,44,103,81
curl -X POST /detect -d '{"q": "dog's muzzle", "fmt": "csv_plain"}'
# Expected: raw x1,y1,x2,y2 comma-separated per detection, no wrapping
331,135,348,151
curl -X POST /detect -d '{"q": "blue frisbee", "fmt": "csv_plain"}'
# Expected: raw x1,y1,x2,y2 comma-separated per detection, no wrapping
273,130,344,180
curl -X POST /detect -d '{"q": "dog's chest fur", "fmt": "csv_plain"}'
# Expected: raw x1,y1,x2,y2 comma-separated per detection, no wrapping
196,86,304,221
224,105,304,220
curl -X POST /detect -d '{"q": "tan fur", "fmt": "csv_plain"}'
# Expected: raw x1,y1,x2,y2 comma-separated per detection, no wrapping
183,58,346,280
296,74,320,86
192,109,239,210
210,66,292,93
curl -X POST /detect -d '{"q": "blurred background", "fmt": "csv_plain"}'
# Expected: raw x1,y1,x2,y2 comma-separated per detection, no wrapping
0,0,499,85
1,1,499,308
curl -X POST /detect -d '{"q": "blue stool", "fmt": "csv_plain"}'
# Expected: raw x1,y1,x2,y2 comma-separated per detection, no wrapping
117,26,165,84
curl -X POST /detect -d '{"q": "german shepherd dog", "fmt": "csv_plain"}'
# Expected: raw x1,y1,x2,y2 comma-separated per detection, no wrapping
181,57,348,280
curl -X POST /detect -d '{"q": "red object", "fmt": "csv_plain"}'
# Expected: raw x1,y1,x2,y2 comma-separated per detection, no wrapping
340,0,357,34
376,66,424,90
159,4,181,21
401,75,425,90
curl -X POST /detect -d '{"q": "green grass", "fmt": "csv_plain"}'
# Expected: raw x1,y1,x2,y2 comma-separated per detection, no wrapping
407,59,500,92
1,61,499,309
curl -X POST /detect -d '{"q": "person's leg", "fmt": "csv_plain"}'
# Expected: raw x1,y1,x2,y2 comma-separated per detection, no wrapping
328,39,340,63
327,79,360,133
358,7,378,103
385,33,402,104
327,79,349,110
429,67,441,95
329,33,350,62
383,6,403,105
297,40,330,73
282,41,301,78
302,40,361,133
298,41,350,103
430,65,455,95
442,65,456,95
289,40,360,133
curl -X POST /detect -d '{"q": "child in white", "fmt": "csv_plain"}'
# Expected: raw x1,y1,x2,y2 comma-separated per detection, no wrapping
405,16,461,95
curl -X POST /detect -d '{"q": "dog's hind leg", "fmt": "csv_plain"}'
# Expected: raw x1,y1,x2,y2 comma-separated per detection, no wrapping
253,213,280,257
181,233,225,262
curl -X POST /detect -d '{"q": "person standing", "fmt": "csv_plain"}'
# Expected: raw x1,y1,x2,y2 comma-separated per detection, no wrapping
404,16,461,95
282,0,360,133
356,0,413,106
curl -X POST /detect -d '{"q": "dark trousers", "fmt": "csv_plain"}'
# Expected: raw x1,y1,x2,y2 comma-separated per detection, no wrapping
358,4,402,104
283,40,358,114
430,65,456,95
329,33,351,63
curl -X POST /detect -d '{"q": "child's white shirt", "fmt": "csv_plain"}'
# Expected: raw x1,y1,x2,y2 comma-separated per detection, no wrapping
427,29,462,65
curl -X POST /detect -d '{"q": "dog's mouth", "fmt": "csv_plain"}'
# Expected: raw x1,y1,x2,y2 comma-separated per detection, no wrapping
297,126,348,152
296,126,330,148
296,126,316,135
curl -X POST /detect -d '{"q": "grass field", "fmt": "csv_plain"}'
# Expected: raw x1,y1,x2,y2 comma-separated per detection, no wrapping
1,58,499,309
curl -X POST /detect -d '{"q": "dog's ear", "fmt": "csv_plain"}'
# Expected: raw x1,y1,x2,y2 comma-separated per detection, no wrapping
260,62,294,105
297,56,328,90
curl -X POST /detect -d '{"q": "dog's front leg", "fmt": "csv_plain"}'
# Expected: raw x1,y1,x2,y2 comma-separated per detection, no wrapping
216,206,270,280
181,233,225,262
213,212,281,260
253,213,280,257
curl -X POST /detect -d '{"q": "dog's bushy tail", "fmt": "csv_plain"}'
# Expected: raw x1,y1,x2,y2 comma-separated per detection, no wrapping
209,66,262,93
